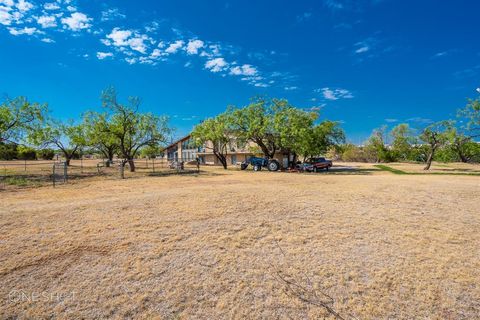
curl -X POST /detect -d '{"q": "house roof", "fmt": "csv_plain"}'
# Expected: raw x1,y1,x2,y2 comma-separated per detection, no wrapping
161,134,191,151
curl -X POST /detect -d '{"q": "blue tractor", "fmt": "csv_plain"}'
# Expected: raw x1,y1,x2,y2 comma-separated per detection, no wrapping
240,156,280,172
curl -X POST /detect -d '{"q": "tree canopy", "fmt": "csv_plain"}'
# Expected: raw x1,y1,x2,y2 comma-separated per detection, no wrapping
0,96,47,144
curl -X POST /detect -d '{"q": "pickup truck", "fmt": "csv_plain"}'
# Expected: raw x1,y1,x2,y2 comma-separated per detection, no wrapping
297,157,333,172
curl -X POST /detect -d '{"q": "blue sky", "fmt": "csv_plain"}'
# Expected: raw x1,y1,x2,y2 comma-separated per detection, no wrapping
1,0,479,142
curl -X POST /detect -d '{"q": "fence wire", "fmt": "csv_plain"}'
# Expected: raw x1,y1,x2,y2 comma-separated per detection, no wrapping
0,158,201,189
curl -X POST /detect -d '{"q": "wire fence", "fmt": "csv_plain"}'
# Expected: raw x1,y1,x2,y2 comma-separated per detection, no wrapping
0,157,201,190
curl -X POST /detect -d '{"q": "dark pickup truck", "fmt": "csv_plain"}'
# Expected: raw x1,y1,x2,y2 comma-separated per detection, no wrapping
297,157,333,172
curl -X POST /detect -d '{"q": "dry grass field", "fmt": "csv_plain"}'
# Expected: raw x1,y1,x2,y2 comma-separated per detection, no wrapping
1,163,479,319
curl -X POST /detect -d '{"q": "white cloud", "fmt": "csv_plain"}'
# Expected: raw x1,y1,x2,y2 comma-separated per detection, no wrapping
186,39,204,55
44,2,60,10
61,12,92,31
165,40,184,54
284,86,298,91
205,57,228,72
318,88,354,100
355,46,369,54
105,28,151,54
229,64,257,76
16,0,33,12
0,0,14,7
8,26,40,35
0,8,13,26
97,52,113,60
106,28,131,46
36,15,56,28
128,35,149,54
150,48,162,58
41,37,55,43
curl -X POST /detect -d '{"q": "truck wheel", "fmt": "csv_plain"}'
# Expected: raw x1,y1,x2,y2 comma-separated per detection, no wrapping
240,163,248,170
253,164,261,171
267,160,279,172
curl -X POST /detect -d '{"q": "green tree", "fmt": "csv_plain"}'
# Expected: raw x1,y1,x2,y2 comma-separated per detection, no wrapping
0,142,18,160
272,104,317,165
83,111,118,166
191,113,233,169
37,148,55,160
447,128,479,163
101,87,170,172
229,97,279,159
17,145,37,160
298,121,345,161
420,121,454,170
390,123,415,161
364,126,394,162
0,96,47,143
29,119,86,166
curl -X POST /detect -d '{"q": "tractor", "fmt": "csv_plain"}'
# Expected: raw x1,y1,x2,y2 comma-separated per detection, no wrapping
240,156,280,172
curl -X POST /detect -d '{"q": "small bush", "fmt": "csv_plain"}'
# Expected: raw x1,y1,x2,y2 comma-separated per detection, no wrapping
37,148,55,160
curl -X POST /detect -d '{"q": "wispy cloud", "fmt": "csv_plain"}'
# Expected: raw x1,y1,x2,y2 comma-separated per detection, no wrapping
316,87,354,100
101,8,125,22
431,49,458,59
385,118,398,123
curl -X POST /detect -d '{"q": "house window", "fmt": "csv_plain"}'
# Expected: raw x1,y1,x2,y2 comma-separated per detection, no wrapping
231,155,237,165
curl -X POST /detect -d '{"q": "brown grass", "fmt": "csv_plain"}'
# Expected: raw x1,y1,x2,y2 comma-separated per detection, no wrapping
0,164,479,319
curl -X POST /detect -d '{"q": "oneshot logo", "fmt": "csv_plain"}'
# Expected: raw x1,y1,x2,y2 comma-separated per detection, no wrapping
8,290,76,304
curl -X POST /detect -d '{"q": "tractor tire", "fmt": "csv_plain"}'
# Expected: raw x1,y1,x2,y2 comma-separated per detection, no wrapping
253,164,262,171
267,160,280,172
240,163,248,170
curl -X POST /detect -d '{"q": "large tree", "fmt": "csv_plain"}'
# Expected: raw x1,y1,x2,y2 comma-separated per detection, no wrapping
83,111,118,166
29,119,86,166
298,121,345,161
0,96,47,143
272,104,318,165
229,97,279,159
364,126,392,163
101,87,170,172
420,121,454,170
191,113,233,169
448,129,478,163
390,123,416,161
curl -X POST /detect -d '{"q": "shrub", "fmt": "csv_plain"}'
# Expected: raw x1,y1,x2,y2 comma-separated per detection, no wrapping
0,142,18,160
37,148,55,160
17,146,37,160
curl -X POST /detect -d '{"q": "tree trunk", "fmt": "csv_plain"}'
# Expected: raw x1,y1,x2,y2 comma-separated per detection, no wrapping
424,147,436,170
255,139,275,159
128,159,135,172
457,149,469,163
214,152,228,169
65,157,71,166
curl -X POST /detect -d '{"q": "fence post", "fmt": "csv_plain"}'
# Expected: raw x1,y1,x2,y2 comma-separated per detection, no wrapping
24,159,27,172
152,158,155,173
120,162,125,179
81,156,83,174
64,162,68,184
52,164,56,188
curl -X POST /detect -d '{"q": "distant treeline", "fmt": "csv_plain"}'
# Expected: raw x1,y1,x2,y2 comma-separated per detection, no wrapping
1,86,479,170
0,143,55,160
